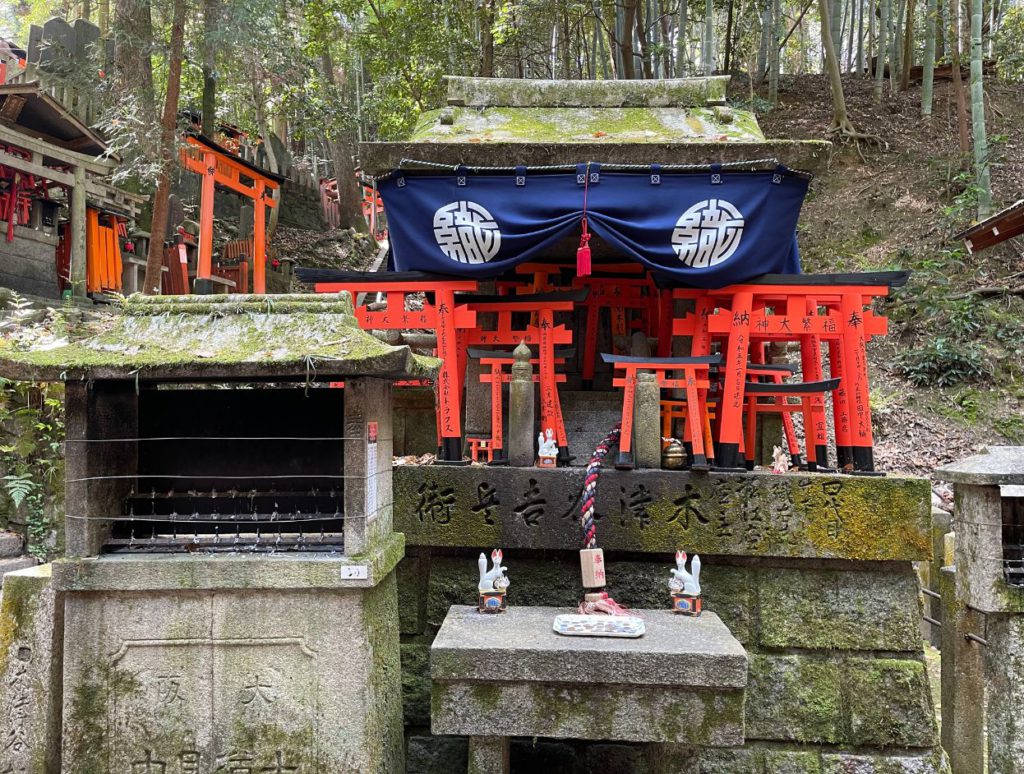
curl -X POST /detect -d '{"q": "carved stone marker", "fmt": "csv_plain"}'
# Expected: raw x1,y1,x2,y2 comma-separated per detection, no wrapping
395,466,931,561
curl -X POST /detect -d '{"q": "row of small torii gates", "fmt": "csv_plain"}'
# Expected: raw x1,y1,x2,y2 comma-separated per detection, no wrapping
309,262,903,474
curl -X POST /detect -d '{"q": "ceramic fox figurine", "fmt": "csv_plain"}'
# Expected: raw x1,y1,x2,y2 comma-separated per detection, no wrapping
669,550,701,595
478,549,510,593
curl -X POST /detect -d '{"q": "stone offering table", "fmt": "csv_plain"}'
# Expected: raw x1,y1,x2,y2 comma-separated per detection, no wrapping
431,605,747,773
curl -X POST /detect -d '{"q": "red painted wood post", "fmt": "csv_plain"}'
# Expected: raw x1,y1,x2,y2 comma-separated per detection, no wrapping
716,291,753,469
195,149,216,293
799,295,829,469
841,291,875,471
435,287,464,462
253,180,267,294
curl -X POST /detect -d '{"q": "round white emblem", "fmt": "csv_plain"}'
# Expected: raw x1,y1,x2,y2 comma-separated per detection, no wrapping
432,201,502,264
671,199,745,268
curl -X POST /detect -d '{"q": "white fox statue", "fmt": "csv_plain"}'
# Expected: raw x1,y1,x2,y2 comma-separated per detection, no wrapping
478,549,510,593
668,550,701,595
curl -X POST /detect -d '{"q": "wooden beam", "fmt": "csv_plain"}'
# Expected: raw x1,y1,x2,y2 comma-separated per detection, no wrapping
0,122,113,175
0,146,74,186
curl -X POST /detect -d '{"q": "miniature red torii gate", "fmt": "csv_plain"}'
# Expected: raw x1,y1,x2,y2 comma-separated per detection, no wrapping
463,290,585,465
180,135,282,294
313,277,478,462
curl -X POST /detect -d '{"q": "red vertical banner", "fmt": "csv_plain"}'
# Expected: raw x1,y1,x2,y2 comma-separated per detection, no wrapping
435,289,462,441
841,292,873,468
537,308,558,442
490,364,503,451
717,291,753,466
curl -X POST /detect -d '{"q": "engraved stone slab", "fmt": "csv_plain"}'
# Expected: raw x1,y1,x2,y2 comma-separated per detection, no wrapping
394,467,931,560
431,606,746,746
0,565,62,774
60,567,404,773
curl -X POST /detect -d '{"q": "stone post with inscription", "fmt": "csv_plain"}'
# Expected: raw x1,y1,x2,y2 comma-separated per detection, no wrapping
508,342,535,467
936,447,1024,774
633,371,661,469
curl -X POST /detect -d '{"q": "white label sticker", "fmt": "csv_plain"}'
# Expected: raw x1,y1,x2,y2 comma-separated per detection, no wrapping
340,565,369,580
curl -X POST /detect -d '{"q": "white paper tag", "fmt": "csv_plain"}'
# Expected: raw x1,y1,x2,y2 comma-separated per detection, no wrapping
340,565,369,580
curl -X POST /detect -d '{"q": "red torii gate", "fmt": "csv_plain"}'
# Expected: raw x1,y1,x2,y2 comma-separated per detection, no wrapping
180,134,283,294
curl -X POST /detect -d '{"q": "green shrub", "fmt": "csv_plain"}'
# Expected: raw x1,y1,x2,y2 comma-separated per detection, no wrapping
894,339,988,387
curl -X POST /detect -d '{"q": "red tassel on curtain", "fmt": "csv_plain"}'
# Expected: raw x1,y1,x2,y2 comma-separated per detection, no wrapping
577,217,591,277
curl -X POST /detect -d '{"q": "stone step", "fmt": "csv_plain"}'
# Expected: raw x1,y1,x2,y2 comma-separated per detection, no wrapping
559,391,624,464
0,556,37,587
0,531,23,558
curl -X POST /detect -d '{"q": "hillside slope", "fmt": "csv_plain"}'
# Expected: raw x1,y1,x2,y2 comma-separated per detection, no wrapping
752,74,1024,476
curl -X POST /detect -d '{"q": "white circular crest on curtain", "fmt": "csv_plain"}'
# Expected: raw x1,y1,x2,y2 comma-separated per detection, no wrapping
432,201,502,264
671,199,745,268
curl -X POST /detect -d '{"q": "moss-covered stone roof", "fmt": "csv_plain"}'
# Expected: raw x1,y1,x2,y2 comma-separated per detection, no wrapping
0,293,440,383
409,105,764,144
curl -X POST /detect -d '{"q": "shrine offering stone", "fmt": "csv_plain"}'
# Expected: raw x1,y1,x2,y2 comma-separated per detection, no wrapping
394,467,931,560
54,551,404,774
431,606,746,746
0,564,62,774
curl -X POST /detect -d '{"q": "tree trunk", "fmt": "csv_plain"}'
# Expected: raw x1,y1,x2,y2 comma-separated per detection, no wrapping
970,0,991,216
820,0,856,131
868,0,875,75
622,0,638,78
858,0,866,72
637,1,654,77
832,0,844,65
480,0,495,77
113,0,155,120
321,50,365,231
660,0,673,75
757,0,771,79
949,0,970,151
921,0,937,115
703,0,714,74
201,0,219,134
874,0,890,100
677,0,690,75
900,0,915,89
768,0,781,100
724,0,735,72
142,0,186,295
892,0,904,82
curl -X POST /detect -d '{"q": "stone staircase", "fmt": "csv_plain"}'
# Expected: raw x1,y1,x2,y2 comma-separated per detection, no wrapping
559,390,623,465
0,531,36,589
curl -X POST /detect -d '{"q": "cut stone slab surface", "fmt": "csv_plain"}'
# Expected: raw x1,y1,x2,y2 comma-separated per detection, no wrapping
394,466,931,560
430,606,747,689
408,106,764,144
445,75,731,108
0,530,23,557
431,606,746,746
0,556,37,584
935,445,1024,485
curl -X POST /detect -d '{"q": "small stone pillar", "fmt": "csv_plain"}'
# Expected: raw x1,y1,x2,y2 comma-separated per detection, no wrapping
468,736,510,774
634,371,661,469
507,342,535,467
464,356,491,444
936,446,1024,774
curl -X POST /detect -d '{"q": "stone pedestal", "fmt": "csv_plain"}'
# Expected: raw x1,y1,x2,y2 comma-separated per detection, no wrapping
431,606,746,773
52,546,404,774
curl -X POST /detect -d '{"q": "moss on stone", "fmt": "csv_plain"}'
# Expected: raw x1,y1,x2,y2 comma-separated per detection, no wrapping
400,640,431,726
0,294,439,381
843,657,937,748
746,654,844,744
362,572,406,773
408,106,765,144
64,662,145,773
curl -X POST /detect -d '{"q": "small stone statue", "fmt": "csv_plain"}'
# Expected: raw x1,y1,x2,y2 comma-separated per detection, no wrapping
477,549,510,613
669,550,702,616
536,427,558,468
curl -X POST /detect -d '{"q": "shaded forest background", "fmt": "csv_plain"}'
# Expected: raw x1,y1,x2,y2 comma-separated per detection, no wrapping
0,0,1022,554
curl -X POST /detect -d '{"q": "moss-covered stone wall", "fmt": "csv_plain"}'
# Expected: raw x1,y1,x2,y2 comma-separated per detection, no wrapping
396,468,947,773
